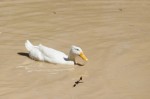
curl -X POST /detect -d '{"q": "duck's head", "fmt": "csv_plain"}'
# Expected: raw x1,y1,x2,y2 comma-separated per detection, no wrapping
69,45,88,62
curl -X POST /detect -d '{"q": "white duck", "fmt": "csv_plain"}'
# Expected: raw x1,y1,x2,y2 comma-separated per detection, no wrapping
25,40,88,65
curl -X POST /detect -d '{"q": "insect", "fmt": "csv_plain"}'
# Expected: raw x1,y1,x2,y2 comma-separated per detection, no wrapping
73,76,83,87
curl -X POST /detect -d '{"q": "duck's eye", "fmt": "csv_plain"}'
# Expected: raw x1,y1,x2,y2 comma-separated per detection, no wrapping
76,48,79,51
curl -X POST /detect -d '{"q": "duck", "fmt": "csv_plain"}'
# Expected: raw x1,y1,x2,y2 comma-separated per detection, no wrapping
25,40,88,65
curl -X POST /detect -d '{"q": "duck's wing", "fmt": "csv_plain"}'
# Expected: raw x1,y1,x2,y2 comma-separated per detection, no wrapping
38,44,68,60
38,45,75,64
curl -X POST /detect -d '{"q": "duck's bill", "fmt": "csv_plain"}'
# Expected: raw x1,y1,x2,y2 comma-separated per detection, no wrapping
79,52,88,61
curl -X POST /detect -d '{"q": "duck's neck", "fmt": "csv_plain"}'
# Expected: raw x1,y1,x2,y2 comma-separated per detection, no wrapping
68,51,75,63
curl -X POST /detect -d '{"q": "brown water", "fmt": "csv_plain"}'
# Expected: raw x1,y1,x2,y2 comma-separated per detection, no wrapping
0,0,150,99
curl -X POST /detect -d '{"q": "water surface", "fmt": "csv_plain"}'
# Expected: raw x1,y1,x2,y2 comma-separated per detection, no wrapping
0,0,150,99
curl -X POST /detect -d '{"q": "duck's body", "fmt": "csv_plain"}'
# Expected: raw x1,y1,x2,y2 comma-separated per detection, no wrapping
25,40,88,65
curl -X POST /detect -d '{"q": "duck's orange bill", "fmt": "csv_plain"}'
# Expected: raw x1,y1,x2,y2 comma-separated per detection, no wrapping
79,52,88,61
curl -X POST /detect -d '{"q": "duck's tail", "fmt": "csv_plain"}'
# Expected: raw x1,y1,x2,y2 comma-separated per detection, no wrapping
25,40,33,51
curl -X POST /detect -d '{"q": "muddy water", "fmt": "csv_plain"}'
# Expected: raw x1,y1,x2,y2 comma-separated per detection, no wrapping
0,0,150,99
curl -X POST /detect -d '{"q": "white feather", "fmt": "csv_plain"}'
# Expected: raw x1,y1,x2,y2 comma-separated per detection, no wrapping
24,40,88,65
